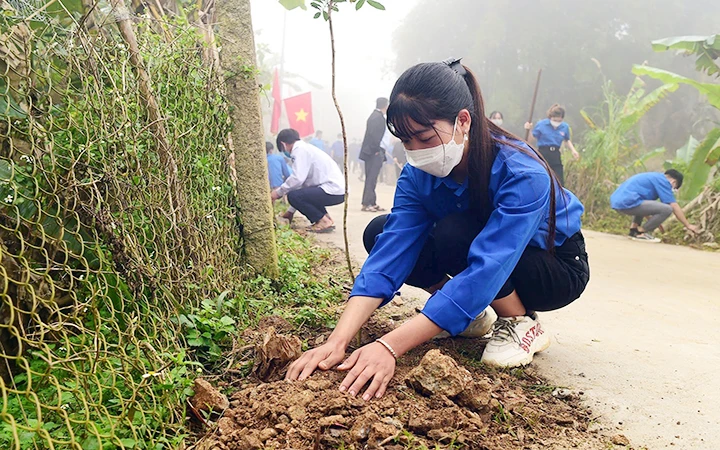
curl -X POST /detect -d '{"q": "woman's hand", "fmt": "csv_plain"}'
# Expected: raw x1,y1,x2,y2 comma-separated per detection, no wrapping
337,342,396,401
524,121,533,130
285,339,347,381
270,189,281,201
571,149,580,160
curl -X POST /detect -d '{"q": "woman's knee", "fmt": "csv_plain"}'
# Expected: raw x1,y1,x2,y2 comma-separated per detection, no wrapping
363,215,389,253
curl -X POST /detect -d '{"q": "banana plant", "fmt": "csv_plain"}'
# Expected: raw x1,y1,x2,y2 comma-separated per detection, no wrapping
632,34,720,201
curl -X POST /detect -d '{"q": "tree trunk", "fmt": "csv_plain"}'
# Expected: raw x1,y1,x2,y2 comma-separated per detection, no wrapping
215,0,278,277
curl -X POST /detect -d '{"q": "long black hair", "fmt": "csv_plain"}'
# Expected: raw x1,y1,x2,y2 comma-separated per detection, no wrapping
386,61,560,248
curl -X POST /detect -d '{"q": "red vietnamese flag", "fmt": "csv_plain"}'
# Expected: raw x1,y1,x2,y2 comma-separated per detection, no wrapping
270,69,281,134
284,92,314,138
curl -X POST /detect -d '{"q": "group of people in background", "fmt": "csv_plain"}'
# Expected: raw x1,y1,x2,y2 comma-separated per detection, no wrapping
265,92,696,242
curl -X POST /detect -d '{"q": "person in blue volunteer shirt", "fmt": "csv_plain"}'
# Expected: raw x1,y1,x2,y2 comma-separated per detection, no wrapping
524,104,579,185
310,130,326,153
286,59,589,401
265,141,292,190
610,169,698,242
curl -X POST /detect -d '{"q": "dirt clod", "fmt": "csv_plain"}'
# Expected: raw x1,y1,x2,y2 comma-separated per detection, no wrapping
405,349,472,397
190,378,229,414
199,334,619,450
252,326,302,382
612,434,631,446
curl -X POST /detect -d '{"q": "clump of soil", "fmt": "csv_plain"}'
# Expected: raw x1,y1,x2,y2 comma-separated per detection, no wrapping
197,339,619,450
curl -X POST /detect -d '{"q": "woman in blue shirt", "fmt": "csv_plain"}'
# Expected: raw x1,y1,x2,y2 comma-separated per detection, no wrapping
524,104,580,185
286,59,589,401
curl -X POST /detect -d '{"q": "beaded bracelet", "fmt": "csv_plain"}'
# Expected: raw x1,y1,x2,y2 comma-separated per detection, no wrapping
375,338,397,359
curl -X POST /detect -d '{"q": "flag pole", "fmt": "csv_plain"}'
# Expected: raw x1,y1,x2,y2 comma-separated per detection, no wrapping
524,69,542,142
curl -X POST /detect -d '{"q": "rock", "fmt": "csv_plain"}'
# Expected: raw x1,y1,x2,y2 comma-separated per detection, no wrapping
350,413,380,441
277,414,290,424
390,313,403,320
408,415,436,434
382,417,403,429
611,434,630,446
552,388,575,400
318,415,347,427
238,432,263,450
455,380,492,412
190,379,229,414
259,427,278,442
216,417,235,436
287,405,307,421
554,416,576,427
288,389,315,407
252,326,303,382
405,349,472,397
369,422,399,443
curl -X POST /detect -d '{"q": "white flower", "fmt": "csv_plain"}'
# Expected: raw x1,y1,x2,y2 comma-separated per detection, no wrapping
4,195,13,203
20,155,33,163
58,347,66,352
78,275,84,281
206,214,213,219
211,186,221,191
111,222,117,229
61,404,69,410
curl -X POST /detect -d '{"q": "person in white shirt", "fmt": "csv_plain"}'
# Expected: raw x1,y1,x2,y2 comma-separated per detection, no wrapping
271,128,346,233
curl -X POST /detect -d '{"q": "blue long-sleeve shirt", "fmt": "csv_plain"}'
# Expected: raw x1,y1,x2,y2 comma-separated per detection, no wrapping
350,139,584,335
610,172,676,210
532,118,571,147
267,153,292,189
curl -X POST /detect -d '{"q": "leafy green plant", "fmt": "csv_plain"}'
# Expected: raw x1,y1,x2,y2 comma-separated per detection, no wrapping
633,34,720,201
177,291,237,365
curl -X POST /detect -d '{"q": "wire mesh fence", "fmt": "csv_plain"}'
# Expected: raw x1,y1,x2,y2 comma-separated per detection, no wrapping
1,1,241,447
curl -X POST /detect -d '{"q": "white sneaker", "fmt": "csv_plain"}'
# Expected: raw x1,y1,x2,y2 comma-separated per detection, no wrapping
434,306,498,339
480,315,550,367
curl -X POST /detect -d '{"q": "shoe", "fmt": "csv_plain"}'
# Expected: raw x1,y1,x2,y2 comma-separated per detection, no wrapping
434,306,497,339
480,315,550,368
632,233,661,243
628,228,639,237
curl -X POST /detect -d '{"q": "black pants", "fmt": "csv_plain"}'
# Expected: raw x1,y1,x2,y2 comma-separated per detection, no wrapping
363,213,589,312
361,153,384,207
538,145,564,186
287,187,344,223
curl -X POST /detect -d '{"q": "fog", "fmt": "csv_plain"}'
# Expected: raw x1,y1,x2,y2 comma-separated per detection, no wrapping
252,0,720,149
251,0,418,141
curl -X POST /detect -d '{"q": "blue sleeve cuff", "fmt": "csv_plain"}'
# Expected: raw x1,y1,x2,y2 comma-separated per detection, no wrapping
421,290,476,336
349,271,399,307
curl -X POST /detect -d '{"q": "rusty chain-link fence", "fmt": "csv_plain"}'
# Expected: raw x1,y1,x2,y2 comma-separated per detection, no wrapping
1,1,244,447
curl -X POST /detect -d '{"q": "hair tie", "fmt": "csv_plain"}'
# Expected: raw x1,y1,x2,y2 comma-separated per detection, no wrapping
441,57,467,76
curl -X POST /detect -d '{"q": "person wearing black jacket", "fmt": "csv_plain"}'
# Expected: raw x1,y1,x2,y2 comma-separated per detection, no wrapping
359,97,389,212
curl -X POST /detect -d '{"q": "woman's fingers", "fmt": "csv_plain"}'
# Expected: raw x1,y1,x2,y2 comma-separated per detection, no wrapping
374,374,392,399
337,349,360,371
362,372,386,401
285,353,310,380
345,367,373,398
318,348,344,370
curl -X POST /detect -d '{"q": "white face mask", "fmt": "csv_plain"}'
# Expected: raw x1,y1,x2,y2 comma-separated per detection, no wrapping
405,117,465,178
550,119,563,128
490,118,503,127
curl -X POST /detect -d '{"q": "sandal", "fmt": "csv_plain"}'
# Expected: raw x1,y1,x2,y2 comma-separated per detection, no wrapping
307,225,335,233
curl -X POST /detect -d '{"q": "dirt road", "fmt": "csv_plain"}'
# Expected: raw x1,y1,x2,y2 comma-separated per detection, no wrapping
306,174,720,450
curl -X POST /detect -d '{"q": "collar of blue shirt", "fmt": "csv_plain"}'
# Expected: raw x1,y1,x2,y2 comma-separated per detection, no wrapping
432,172,468,196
